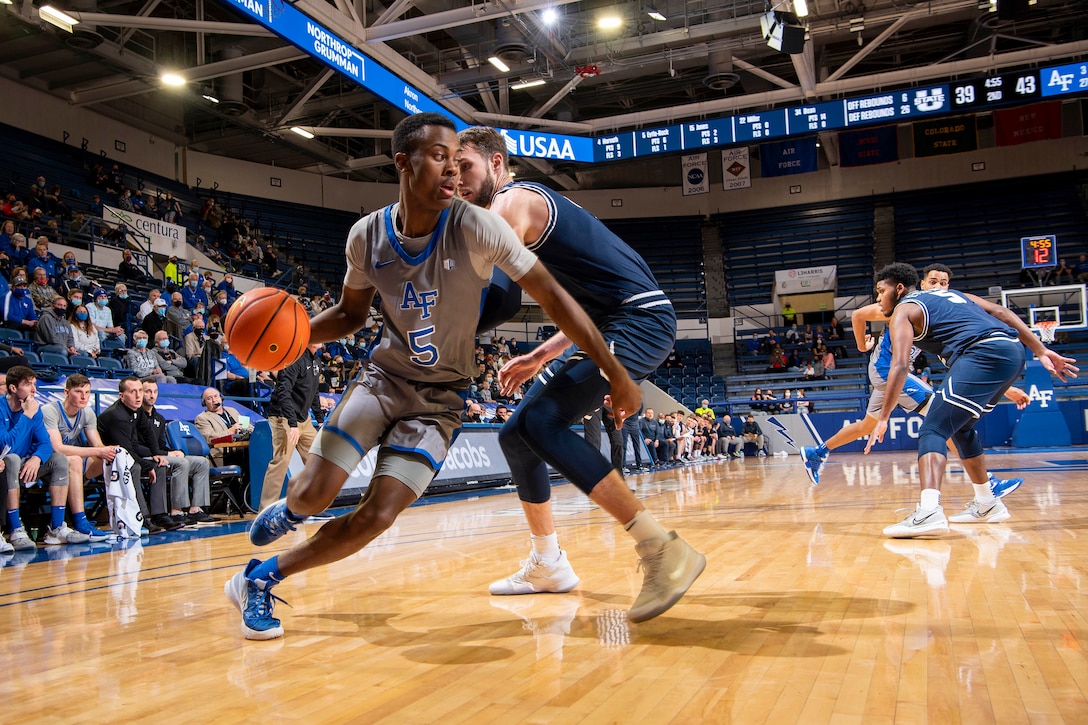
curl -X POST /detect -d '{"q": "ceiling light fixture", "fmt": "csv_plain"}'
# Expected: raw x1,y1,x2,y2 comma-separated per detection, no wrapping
541,8,558,24
0,0,15,6
793,0,809,18
645,5,666,21
39,5,79,32
290,126,315,139
598,15,622,30
488,56,510,73
161,72,186,87
201,92,220,103
511,79,546,90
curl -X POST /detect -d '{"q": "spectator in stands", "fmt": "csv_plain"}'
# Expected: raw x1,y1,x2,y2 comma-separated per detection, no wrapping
795,389,811,414
183,317,208,375
803,359,816,380
742,414,766,456
1053,257,1075,285
126,330,176,383
165,291,192,339
116,188,135,212
762,389,779,413
162,192,182,224
786,349,802,372
139,380,217,525
767,347,786,372
118,250,150,282
461,402,486,423
782,300,797,326
35,295,76,355
69,211,90,239
65,288,86,315
138,289,162,320
784,323,800,343
749,388,764,411
152,330,188,382
694,399,715,419
89,193,104,218
181,272,207,310
27,267,54,311
220,342,257,397
89,288,123,344
1075,253,1088,282
216,273,238,304
97,376,179,534
822,346,836,374
1,366,90,550
828,316,847,358
205,289,230,320
492,405,511,424
44,184,69,220
26,237,61,287
0,220,14,253
107,164,124,194
2,273,37,334
143,192,158,219
69,304,100,358
194,387,251,467
42,373,115,541
140,296,168,337
812,356,825,380
27,176,47,208
779,389,794,413
62,264,93,295
663,347,683,369
109,283,134,330
802,325,814,345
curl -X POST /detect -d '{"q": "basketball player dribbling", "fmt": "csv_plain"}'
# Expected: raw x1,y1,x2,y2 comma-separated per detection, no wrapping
226,112,642,640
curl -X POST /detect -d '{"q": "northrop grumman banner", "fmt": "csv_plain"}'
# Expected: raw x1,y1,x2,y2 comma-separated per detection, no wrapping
103,205,187,257
774,265,838,295
681,153,709,196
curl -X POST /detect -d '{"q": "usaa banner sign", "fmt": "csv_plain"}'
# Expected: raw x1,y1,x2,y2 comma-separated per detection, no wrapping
681,153,709,196
498,129,595,163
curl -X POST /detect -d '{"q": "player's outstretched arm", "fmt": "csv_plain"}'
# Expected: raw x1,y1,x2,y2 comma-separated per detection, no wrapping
497,331,572,396
865,306,917,453
851,303,886,353
1004,386,1030,410
515,261,640,425
309,285,376,346
965,292,1079,381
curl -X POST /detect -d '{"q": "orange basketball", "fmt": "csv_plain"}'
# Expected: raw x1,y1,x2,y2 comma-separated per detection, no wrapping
223,287,311,372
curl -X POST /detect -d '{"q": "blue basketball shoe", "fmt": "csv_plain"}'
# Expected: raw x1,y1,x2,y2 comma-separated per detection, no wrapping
800,446,828,486
989,473,1024,499
224,559,287,640
249,499,301,546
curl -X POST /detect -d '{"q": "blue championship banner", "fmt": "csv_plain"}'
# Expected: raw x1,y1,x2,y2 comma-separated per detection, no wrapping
838,125,899,167
912,115,977,157
760,137,818,177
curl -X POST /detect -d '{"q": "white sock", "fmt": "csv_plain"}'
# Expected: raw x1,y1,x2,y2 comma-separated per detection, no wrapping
531,533,560,562
623,510,670,544
920,488,941,511
973,483,996,505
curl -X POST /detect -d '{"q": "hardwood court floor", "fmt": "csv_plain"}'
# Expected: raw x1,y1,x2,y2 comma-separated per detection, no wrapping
2,450,1088,724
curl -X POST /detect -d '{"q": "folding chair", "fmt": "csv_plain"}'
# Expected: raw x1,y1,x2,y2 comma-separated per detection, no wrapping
166,420,248,518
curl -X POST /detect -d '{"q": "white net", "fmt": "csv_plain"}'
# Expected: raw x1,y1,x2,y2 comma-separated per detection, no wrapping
1033,320,1057,344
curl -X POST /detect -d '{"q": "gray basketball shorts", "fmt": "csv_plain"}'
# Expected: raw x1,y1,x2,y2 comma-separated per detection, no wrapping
866,372,933,417
310,366,465,497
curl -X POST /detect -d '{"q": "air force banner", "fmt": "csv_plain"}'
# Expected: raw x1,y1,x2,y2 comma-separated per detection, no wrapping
681,153,709,196
722,147,752,190
760,137,818,178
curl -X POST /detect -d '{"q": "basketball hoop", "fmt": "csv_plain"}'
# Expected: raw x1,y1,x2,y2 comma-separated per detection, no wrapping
1034,320,1058,344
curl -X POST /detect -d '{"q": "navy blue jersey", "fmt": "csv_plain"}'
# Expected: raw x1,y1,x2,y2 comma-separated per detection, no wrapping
494,181,668,323
900,289,1018,366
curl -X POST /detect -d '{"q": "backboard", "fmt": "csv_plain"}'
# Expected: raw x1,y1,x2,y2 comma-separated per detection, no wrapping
1001,284,1087,334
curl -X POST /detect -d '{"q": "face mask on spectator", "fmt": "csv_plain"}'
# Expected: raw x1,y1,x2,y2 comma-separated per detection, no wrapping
136,338,148,348
159,339,170,349
71,297,82,306
173,301,182,307
195,306,205,315
118,292,128,299
96,298,107,307
75,312,88,321
189,281,198,288
12,288,26,298
53,305,66,315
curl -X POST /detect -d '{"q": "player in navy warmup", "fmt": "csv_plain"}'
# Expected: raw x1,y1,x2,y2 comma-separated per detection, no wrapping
458,126,705,622
865,263,1077,538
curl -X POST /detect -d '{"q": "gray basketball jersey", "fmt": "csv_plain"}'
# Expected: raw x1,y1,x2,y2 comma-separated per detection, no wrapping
42,400,97,446
343,198,537,384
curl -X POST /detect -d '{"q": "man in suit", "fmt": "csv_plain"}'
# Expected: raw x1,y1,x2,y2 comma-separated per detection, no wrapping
194,387,251,466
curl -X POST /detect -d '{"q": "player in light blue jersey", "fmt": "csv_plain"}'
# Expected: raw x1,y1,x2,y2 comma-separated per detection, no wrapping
226,113,642,640
801,264,1028,493
866,263,1077,539
458,127,704,623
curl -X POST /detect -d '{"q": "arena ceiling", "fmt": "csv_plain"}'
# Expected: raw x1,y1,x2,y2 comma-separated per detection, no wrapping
1,0,1087,190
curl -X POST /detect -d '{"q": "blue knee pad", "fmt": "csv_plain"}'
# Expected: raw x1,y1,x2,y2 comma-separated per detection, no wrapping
917,430,948,458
